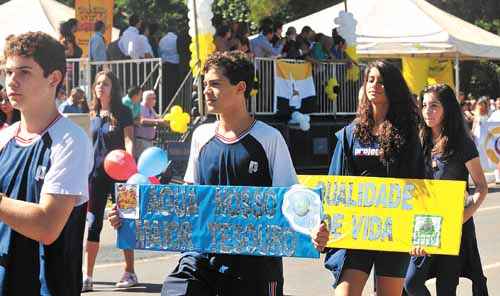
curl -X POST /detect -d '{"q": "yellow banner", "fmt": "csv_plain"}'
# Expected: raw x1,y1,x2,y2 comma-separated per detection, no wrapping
402,57,455,95
428,59,455,91
75,0,114,57
299,175,466,255
276,61,313,81
402,57,430,95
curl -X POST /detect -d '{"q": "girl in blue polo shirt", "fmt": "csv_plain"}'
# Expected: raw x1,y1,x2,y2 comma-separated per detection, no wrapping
404,84,488,295
315,60,425,296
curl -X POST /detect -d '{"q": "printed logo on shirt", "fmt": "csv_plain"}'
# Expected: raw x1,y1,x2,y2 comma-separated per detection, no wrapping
35,165,47,181
248,161,259,174
354,147,380,157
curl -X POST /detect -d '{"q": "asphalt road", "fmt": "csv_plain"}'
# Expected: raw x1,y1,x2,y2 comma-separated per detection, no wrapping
85,186,500,296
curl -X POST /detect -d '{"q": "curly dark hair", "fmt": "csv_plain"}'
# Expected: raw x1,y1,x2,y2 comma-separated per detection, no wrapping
3,32,66,84
355,60,420,164
203,51,254,99
420,84,469,158
90,70,124,126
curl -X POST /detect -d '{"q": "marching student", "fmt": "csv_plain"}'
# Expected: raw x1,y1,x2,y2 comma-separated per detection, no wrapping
312,60,425,296
109,51,298,296
404,84,488,295
0,32,93,295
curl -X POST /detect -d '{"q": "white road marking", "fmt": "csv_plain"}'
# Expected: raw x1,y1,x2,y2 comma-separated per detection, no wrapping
477,205,500,213
94,254,179,269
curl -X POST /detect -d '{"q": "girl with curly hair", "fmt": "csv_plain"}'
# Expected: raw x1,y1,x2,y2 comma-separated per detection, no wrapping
312,60,425,296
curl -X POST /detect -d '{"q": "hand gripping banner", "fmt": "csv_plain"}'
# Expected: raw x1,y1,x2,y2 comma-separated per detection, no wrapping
116,184,322,258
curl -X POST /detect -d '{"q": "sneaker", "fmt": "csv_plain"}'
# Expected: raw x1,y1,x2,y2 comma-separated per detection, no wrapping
115,272,138,288
81,277,93,292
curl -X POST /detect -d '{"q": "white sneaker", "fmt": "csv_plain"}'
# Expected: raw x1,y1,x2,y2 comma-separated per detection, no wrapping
115,272,138,288
81,277,93,292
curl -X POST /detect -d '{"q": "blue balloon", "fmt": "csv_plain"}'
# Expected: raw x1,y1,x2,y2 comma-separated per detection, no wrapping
127,173,150,184
137,147,169,177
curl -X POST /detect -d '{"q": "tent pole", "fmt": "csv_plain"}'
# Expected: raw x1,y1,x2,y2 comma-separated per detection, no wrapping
454,53,460,95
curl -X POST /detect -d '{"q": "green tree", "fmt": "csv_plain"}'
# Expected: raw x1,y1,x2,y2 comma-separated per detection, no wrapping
427,0,500,97
212,0,251,27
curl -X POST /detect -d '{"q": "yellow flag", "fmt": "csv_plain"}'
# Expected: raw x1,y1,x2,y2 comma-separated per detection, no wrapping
428,59,455,90
402,57,430,95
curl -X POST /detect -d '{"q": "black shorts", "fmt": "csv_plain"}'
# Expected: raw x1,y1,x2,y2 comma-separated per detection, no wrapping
162,252,283,296
343,249,410,278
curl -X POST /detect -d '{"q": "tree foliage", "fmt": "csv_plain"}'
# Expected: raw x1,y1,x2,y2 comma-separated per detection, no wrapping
212,0,251,27
427,0,500,97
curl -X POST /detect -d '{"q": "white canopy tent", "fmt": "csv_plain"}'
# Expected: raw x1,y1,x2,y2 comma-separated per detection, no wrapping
284,0,500,93
0,0,119,53
284,0,500,60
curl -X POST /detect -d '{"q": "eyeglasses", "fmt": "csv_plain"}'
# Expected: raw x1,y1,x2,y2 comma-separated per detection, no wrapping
0,98,10,105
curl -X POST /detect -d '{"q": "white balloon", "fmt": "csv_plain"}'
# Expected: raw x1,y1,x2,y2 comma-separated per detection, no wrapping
334,11,357,45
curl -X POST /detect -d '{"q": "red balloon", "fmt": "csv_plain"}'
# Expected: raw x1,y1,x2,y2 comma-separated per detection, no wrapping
149,176,160,184
103,149,137,181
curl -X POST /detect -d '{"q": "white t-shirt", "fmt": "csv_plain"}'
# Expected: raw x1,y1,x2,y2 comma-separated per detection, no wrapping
118,26,142,59
159,32,180,64
0,116,93,205
184,120,298,187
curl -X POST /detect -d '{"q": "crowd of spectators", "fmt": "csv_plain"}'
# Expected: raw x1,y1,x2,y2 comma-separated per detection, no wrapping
58,15,183,109
211,18,351,66
454,91,500,143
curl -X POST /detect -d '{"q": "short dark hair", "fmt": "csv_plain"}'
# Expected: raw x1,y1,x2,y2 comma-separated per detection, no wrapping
4,32,66,82
301,26,312,34
127,86,142,97
66,18,78,29
203,51,254,99
94,21,105,32
216,25,230,37
261,25,273,35
273,21,283,31
129,14,140,27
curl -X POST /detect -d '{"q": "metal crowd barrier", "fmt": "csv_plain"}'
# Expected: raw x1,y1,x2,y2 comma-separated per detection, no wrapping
65,58,164,111
252,57,365,115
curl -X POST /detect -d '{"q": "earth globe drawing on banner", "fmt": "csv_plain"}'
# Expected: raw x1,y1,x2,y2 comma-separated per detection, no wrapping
483,126,500,170
282,185,322,235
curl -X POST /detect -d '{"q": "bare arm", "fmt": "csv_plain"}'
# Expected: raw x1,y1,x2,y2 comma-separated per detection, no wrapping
0,193,77,245
140,117,168,127
463,157,488,222
124,125,134,156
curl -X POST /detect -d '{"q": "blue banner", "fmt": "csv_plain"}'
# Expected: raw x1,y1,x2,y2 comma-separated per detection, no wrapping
116,184,321,258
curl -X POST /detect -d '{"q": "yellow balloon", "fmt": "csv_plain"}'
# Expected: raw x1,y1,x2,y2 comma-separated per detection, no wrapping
181,113,191,124
170,120,181,132
171,105,183,114
190,33,217,76
171,120,187,133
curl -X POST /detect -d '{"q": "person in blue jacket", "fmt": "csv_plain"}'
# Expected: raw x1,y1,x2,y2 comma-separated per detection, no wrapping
404,84,488,295
312,60,425,296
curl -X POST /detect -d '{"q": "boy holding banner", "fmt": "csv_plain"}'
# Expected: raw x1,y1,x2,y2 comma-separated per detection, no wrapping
109,51,299,295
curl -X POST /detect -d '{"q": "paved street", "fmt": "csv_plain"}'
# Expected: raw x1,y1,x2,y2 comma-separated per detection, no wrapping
86,186,500,295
